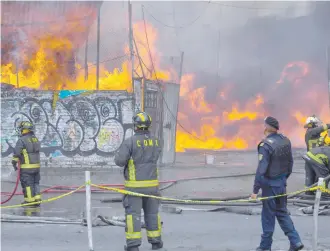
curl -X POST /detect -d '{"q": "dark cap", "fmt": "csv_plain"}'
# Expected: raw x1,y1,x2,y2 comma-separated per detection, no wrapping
264,116,279,130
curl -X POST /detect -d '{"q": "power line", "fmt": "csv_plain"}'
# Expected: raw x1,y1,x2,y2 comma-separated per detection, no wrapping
143,2,211,29
209,1,294,10
77,54,129,71
141,5,206,143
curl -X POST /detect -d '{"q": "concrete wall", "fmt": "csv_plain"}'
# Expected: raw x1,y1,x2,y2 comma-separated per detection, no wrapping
1,84,134,170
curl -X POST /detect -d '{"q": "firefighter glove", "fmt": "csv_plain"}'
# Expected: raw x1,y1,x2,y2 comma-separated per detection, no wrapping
12,160,18,171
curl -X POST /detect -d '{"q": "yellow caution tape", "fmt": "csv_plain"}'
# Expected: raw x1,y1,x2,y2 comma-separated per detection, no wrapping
92,184,329,204
0,185,85,209
1,182,328,209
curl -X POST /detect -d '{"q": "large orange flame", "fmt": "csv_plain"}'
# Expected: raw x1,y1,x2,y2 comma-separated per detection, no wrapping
1,10,329,153
1,22,170,91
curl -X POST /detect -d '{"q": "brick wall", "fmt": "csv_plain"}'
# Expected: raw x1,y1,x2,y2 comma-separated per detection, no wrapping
1,84,135,170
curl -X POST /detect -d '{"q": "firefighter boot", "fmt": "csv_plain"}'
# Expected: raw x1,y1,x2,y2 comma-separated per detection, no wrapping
124,245,139,251
34,199,41,207
256,247,271,251
288,242,304,251
152,241,163,250
21,201,38,207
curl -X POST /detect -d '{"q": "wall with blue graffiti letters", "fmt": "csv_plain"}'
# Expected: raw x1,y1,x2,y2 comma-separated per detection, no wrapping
1,84,135,169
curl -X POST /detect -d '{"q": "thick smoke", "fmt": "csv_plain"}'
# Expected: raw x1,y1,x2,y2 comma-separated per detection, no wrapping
2,1,330,147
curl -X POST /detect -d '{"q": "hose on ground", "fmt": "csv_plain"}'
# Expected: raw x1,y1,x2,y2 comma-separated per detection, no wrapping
1,165,20,205
287,174,330,199
1,172,256,197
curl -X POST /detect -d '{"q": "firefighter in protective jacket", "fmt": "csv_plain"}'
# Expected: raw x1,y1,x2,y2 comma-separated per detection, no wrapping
304,116,329,193
302,145,330,192
12,121,41,206
304,116,329,151
114,112,163,251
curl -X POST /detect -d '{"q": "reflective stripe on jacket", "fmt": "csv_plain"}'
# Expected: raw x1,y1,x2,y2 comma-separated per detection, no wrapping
114,131,162,189
13,132,41,169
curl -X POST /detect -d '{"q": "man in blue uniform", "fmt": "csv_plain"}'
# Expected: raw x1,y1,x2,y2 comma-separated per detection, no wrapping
251,116,304,251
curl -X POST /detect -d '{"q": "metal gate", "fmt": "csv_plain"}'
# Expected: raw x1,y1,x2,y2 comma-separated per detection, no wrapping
136,79,180,166
159,82,180,165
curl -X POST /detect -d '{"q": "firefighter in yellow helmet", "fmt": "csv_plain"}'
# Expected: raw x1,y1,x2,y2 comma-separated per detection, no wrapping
114,112,163,251
12,121,41,206
303,116,329,194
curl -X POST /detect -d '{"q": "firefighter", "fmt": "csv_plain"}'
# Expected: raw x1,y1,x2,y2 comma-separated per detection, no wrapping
304,116,329,150
12,121,41,206
304,116,330,193
251,116,304,251
302,145,330,192
114,112,163,251
318,130,330,147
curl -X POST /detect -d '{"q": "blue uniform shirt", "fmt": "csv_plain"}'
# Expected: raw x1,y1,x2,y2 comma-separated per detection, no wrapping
253,133,293,194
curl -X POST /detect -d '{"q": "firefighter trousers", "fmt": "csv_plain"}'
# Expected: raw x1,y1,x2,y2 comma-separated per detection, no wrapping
20,169,41,203
304,157,330,188
123,193,162,248
304,162,317,187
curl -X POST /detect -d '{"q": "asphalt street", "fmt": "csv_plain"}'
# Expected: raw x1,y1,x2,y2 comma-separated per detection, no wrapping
2,150,329,251
2,212,330,251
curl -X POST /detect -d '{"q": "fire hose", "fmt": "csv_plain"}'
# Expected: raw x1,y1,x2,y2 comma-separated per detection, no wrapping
1,172,258,201
2,170,329,208
100,174,330,207
1,164,21,205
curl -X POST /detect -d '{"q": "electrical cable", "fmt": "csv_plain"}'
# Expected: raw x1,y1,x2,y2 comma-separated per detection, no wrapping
141,6,206,142
209,2,296,10
143,2,211,30
77,54,129,71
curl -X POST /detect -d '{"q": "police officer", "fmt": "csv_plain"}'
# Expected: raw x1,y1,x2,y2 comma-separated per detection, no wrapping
302,145,330,192
115,112,163,251
12,121,41,206
304,116,330,193
251,116,304,251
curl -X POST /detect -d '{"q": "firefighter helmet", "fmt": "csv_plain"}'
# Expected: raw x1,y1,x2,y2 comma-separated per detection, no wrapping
17,121,34,134
304,115,320,128
133,112,152,130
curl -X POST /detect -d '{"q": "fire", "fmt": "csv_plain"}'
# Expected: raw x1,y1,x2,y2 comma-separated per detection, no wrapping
276,61,310,85
179,74,194,97
188,87,213,114
1,22,170,91
176,59,330,152
293,112,307,125
224,106,259,121
1,4,330,153
254,94,264,106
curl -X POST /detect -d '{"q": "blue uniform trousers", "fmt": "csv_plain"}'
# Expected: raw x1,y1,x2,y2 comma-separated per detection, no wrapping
260,185,302,249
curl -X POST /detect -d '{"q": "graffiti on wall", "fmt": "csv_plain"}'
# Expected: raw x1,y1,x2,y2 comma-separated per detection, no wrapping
1,88,134,158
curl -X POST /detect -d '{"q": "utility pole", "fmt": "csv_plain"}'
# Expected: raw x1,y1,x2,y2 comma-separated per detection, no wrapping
16,57,19,88
84,30,89,81
326,46,330,108
133,37,145,78
173,51,184,164
128,0,134,92
96,3,101,90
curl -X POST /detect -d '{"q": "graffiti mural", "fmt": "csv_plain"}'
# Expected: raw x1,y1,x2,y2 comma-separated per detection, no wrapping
1,87,134,164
